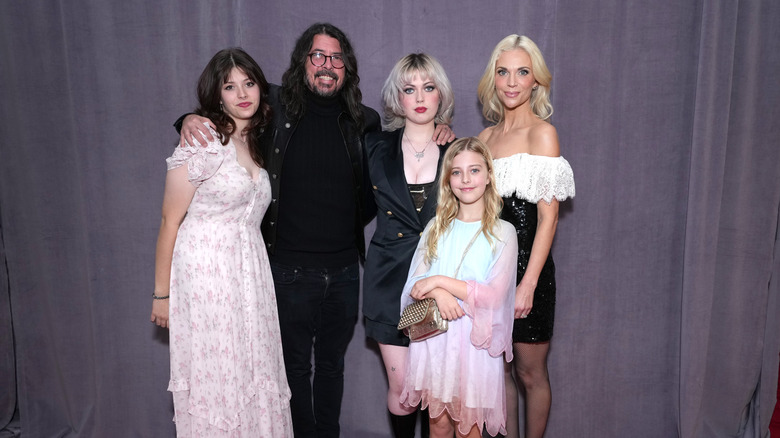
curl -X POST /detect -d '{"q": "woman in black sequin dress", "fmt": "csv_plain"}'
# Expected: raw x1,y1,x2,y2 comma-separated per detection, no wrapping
477,35,575,438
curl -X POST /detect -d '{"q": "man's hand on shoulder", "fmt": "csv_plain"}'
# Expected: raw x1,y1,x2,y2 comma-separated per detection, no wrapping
180,115,216,147
432,124,455,145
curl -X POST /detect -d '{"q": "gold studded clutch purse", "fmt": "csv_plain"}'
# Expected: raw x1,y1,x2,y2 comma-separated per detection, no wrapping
397,298,447,342
397,229,482,342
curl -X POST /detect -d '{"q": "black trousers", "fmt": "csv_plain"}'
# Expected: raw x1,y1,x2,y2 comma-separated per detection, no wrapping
271,262,360,438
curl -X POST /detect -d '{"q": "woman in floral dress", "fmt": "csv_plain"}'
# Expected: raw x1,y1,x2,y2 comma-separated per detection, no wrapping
151,48,292,437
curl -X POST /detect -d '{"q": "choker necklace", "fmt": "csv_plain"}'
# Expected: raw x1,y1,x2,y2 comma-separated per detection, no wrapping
404,133,432,162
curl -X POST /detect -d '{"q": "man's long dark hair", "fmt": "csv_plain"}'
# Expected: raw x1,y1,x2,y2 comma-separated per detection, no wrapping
195,47,271,167
281,23,365,133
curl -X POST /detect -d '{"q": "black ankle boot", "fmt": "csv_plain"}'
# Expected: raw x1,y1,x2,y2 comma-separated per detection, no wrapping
419,407,430,438
389,410,418,438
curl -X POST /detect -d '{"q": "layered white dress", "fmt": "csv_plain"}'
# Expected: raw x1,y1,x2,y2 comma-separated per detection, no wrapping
400,219,518,436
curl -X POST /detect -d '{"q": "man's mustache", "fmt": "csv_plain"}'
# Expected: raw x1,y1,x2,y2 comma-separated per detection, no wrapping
315,69,339,80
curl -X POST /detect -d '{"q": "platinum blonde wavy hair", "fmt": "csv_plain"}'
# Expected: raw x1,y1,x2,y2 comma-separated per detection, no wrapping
477,35,553,124
424,137,503,265
381,53,454,131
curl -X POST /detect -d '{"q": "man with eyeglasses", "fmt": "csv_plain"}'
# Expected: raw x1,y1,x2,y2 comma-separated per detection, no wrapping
176,22,451,437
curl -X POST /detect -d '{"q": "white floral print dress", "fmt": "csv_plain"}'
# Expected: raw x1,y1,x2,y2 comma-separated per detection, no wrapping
166,127,292,437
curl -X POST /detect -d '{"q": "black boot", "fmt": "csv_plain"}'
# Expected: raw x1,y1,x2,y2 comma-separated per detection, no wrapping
419,407,430,438
390,410,418,438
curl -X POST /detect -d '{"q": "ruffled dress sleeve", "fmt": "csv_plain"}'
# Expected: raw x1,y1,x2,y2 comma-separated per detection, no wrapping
165,124,227,187
493,154,576,204
460,221,518,360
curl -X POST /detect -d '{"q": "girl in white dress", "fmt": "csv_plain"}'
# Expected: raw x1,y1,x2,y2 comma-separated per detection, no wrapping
400,137,518,438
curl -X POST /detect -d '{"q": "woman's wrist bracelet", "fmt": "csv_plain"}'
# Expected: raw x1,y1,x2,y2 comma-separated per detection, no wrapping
152,292,170,300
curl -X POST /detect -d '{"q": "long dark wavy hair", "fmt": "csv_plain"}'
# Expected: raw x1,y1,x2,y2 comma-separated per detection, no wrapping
195,47,271,167
281,23,365,133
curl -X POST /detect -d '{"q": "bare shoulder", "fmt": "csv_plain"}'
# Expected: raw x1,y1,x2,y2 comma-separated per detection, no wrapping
528,121,560,157
477,126,495,142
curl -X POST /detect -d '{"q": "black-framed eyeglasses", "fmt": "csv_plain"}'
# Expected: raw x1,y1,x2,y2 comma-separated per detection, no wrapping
308,52,345,69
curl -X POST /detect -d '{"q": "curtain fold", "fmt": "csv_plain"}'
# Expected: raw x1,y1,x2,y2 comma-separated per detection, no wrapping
761,208,780,437
679,0,737,435
0,217,16,433
681,1,780,437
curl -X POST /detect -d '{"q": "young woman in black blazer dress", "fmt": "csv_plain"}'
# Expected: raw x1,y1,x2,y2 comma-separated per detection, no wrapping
362,53,455,438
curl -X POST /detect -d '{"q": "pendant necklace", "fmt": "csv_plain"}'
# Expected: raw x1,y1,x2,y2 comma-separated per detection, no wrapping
404,133,431,162
232,133,247,147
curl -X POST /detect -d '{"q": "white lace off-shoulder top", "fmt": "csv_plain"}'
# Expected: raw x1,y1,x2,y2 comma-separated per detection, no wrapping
492,153,576,204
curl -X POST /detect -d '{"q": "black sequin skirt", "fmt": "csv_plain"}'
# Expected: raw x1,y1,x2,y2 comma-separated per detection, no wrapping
500,196,556,343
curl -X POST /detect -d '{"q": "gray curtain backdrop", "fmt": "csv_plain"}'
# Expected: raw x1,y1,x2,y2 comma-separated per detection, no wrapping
1,1,778,437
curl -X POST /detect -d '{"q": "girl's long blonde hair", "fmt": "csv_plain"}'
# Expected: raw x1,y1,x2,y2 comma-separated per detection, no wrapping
424,137,503,265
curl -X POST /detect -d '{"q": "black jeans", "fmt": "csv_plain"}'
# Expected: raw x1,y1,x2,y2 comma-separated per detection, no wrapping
271,262,360,438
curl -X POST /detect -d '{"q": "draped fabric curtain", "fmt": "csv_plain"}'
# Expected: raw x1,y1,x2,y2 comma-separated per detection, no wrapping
0,1,777,437
680,2,780,436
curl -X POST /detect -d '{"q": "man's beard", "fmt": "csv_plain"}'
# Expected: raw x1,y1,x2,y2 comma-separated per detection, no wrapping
306,70,341,97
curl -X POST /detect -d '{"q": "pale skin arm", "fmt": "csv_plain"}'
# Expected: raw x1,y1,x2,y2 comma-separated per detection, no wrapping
476,126,493,143
178,114,217,147
514,123,561,319
151,165,197,328
410,275,467,320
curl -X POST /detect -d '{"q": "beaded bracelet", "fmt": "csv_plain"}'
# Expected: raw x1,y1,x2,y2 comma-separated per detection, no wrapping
152,293,170,300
